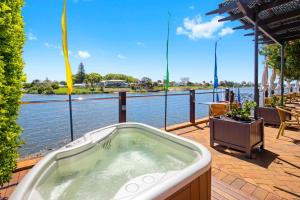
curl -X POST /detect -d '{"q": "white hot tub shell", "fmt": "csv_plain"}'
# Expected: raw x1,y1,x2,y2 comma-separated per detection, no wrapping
10,123,212,200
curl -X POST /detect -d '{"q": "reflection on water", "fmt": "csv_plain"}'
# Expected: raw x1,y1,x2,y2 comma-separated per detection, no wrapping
18,88,255,156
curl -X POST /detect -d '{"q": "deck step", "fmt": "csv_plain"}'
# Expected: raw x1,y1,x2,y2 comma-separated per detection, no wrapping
212,177,257,200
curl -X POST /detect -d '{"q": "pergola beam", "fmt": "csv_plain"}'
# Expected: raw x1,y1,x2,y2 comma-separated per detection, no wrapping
243,20,300,36
245,32,262,36
206,0,294,16
258,9,300,26
257,0,294,12
219,13,244,22
206,2,237,15
236,0,281,44
275,30,300,40
270,21,300,33
281,34,300,42
233,24,252,30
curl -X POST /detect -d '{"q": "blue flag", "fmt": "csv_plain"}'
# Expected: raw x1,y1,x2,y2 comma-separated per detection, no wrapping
214,41,218,89
237,88,241,103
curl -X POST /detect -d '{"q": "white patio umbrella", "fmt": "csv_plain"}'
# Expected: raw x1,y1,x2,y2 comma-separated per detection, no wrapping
269,68,276,94
295,80,300,93
261,63,268,105
276,75,281,94
286,81,291,93
261,63,268,93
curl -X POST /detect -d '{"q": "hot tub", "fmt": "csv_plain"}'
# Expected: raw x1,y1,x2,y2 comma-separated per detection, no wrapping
11,123,211,200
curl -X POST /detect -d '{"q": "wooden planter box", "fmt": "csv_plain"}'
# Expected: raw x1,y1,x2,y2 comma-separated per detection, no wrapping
258,107,290,126
210,117,264,158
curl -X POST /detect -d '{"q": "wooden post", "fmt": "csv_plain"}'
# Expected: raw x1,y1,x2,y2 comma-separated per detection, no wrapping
190,90,195,124
254,20,259,119
280,42,285,106
119,92,126,123
225,88,230,101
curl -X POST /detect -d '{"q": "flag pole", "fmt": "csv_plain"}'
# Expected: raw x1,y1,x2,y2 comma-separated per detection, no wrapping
62,0,74,141
68,94,74,141
213,40,218,102
164,87,168,130
164,13,171,131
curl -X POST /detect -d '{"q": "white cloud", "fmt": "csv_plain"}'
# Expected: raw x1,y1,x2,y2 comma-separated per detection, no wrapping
176,15,233,40
189,5,195,10
218,27,234,37
28,32,37,41
78,50,91,59
117,54,127,59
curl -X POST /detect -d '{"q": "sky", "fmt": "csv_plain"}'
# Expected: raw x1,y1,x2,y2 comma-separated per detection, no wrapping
23,0,266,83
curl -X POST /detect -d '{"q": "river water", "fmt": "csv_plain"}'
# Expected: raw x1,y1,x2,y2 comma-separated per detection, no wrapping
18,88,255,156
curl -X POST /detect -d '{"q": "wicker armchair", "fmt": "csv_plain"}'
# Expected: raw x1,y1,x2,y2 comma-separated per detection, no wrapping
276,106,300,139
210,104,229,118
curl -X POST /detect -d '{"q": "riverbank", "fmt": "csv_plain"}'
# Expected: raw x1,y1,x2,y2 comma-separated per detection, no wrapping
26,85,225,95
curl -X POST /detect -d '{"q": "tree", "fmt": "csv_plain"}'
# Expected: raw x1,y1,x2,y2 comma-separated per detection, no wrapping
75,62,86,83
260,40,300,80
140,77,152,88
0,0,25,186
103,73,138,83
51,81,60,90
86,73,102,90
180,77,190,85
59,81,67,86
31,79,41,86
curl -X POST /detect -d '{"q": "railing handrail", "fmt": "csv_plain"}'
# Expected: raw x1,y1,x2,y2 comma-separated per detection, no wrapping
21,91,225,105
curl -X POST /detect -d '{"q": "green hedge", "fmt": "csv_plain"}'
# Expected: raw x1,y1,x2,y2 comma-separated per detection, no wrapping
0,0,25,186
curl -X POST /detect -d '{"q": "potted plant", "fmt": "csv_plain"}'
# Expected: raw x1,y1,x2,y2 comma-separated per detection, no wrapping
210,101,264,158
258,95,290,126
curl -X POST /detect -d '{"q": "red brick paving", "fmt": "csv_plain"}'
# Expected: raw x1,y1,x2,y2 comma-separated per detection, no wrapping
171,124,300,200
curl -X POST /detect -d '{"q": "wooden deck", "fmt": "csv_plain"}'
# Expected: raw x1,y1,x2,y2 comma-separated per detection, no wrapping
1,123,300,200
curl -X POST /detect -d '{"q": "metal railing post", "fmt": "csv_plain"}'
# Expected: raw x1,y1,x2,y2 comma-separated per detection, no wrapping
119,92,126,123
190,90,195,124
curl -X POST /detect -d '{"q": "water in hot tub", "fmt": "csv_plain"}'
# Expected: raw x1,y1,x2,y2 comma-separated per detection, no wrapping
36,128,198,200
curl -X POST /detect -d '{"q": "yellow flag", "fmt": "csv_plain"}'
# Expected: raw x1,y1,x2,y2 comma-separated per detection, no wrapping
61,0,73,94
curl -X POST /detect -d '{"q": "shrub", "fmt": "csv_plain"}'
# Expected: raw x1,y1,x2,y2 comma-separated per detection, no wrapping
0,0,25,186
51,82,60,90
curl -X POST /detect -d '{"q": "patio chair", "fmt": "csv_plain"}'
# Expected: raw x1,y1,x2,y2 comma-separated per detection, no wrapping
210,104,229,118
276,106,300,139
264,97,271,106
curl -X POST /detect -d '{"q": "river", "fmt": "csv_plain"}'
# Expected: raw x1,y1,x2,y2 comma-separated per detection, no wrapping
18,88,256,156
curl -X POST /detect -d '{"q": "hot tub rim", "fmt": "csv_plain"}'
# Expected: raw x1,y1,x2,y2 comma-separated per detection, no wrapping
10,122,211,200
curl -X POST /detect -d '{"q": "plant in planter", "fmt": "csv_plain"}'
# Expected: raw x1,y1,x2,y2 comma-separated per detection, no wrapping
210,101,264,158
266,95,284,108
226,101,256,122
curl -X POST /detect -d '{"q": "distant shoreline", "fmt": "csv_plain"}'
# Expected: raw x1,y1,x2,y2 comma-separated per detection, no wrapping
24,86,237,95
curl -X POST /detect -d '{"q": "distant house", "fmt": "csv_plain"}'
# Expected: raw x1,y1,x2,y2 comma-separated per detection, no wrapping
74,83,87,88
102,80,128,88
